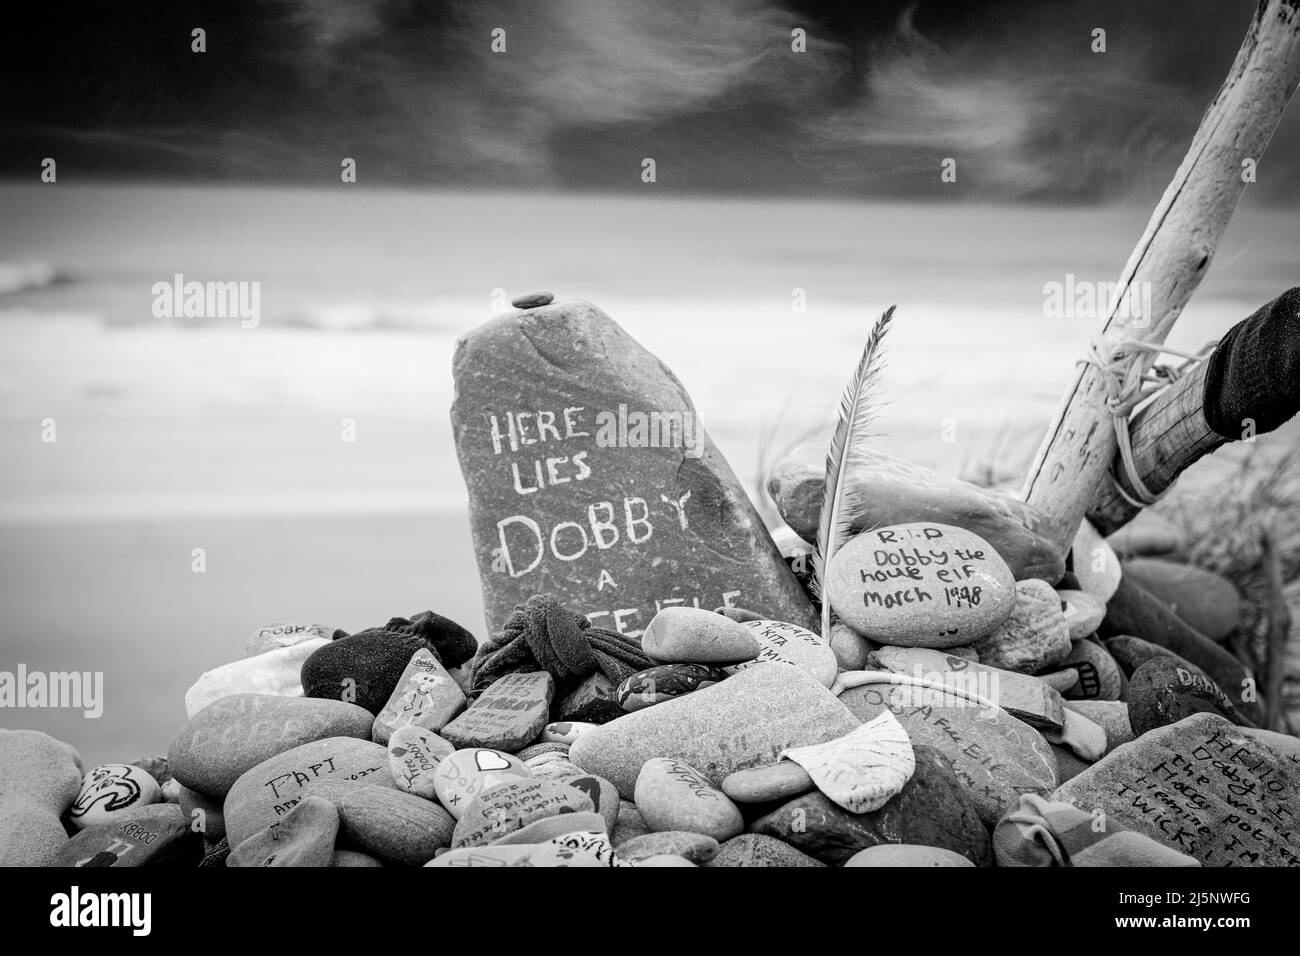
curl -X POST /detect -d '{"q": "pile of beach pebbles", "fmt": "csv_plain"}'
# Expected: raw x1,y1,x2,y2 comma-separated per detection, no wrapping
5,499,1300,867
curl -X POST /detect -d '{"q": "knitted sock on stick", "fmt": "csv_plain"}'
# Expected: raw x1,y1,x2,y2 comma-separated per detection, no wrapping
1203,287,1300,438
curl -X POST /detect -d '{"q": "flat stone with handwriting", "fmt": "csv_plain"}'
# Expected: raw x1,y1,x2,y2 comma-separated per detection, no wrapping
723,619,838,687
837,681,1057,827
751,745,992,865
569,664,860,798
616,663,726,711
222,737,393,849
1054,713,1300,866
450,298,816,636
388,725,455,799
1056,638,1124,701
634,758,744,841
372,648,466,744
226,795,339,868
52,804,200,868
826,523,1016,647
245,622,340,657
440,671,554,751
452,777,594,849
69,764,162,830
432,747,531,819
168,693,374,799
1127,657,1238,735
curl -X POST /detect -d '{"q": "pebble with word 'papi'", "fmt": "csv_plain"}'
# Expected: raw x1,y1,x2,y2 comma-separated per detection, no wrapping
222,736,393,849
304,779,455,865
634,758,744,842
641,606,760,664
69,763,162,830
826,522,1016,647
168,693,374,799
439,670,554,751
433,747,532,819
753,745,993,866
616,663,726,712
452,777,595,849
1127,657,1239,735
723,619,838,687
1055,714,1300,866
227,795,339,868
837,679,1057,827
52,804,200,868
0,729,82,866
569,663,860,798
971,578,1072,674
388,725,455,800
371,648,466,744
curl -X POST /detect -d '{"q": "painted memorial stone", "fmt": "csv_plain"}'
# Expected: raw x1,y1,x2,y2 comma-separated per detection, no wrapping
971,579,1071,674
1055,714,1300,866
723,619,838,687
440,671,554,751
765,441,1066,581
432,748,531,819
487,810,606,846
69,764,162,830
837,681,1057,826
371,648,466,744
303,779,455,865
634,758,744,841
540,721,599,745
168,693,374,799
1127,658,1237,735
52,804,199,868
616,663,726,712
226,796,339,868
1055,639,1124,701
751,746,993,865
1057,590,1105,640
245,622,339,657
451,777,595,848
450,298,817,636
222,737,393,849
431,829,619,867
866,645,1066,731
825,523,1016,647
568,664,860,798
388,725,455,799
641,606,760,664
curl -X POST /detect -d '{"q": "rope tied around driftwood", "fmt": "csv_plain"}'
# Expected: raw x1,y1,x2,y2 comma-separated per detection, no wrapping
1076,337,1217,508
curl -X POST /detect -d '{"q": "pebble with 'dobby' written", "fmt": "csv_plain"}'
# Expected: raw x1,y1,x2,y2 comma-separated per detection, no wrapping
512,291,555,309
826,522,1016,647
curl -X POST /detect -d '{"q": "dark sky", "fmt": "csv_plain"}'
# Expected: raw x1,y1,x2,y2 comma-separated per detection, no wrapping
2,0,1296,202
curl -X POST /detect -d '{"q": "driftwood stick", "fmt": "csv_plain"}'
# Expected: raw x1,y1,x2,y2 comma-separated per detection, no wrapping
1023,0,1300,553
1088,287,1300,535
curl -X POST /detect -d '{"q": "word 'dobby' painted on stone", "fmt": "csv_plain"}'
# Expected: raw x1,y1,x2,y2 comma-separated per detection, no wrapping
451,299,815,635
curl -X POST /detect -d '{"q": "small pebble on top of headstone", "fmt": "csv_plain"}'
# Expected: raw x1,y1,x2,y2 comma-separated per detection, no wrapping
511,291,555,309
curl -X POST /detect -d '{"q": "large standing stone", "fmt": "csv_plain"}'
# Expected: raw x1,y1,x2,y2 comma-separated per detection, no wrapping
766,441,1066,581
825,523,1017,647
751,746,993,865
450,299,816,635
168,693,375,798
1127,657,1238,735
569,664,861,798
1055,714,1300,866
837,680,1057,826
440,671,554,752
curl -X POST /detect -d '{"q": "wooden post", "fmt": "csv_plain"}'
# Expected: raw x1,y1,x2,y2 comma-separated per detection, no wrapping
1023,0,1300,553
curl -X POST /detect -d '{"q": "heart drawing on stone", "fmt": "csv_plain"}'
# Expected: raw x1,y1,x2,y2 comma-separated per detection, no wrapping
475,750,511,772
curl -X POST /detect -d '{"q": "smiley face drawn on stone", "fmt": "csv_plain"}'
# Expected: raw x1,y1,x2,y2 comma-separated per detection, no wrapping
69,765,142,820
